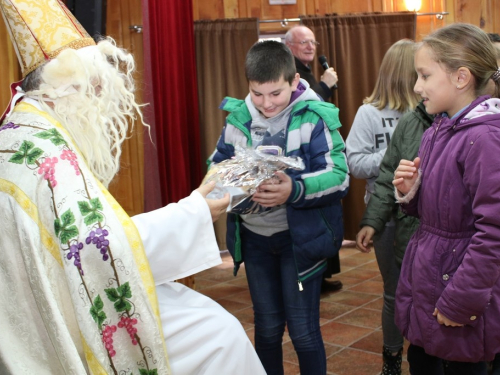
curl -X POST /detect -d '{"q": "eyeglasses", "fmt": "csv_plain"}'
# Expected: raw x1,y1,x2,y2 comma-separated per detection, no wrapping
290,40,320,46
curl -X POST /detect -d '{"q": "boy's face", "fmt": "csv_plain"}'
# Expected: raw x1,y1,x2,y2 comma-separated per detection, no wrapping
249,73,300,118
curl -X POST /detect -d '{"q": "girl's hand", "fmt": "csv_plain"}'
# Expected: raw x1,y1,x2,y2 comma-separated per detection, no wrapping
355,226,375,253
433,308,464,327
252,172,292,207
393,157,420,195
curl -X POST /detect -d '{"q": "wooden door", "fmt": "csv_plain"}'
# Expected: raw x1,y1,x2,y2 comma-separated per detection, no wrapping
0,18,22,117
106,0,145,217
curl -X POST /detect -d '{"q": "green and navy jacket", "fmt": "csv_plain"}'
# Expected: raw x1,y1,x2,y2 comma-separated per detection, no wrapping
208,96,349,287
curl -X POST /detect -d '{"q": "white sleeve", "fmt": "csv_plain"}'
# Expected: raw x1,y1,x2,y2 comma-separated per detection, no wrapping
131,190,222,285
346,105,386,179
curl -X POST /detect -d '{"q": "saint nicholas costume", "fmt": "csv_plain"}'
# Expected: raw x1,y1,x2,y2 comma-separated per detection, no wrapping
0,1,265,374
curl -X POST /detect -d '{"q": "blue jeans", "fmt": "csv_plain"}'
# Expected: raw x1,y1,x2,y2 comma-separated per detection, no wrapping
407,344,487,375
241,225,326,375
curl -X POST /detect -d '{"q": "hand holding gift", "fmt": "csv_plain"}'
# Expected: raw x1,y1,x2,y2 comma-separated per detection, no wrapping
203,146,304,214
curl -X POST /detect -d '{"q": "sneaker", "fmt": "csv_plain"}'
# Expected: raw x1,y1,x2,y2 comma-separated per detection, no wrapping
381,346,402,375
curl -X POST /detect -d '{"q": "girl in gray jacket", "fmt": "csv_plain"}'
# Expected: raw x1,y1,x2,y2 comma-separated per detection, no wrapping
346,39,420,375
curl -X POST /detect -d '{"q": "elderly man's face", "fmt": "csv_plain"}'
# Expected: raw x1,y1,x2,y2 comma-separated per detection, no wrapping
287,27,317,66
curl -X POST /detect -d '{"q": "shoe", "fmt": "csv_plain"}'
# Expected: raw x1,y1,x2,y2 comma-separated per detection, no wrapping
320,279,343,293
381,346,402,375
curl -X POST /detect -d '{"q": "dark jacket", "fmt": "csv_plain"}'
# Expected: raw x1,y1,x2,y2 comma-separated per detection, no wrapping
360,101,433,266
209,97,349,288
396,96,500,362
294,57,333,101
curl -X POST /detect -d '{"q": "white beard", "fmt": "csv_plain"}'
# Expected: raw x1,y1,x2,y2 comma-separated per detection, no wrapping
28,39,145,187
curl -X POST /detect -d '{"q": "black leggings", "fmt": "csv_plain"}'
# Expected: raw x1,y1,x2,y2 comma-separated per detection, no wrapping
407,344,487,375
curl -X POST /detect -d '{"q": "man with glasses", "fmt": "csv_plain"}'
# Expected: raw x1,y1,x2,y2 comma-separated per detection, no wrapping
285,25,338,102
285,25,343,294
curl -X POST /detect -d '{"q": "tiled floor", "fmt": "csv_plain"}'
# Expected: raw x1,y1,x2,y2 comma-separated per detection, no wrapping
194,242,410,375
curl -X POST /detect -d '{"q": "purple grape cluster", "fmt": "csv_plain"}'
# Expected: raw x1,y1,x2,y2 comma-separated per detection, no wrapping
85,228,110,261
102,324,117,357
118,316,138,345
67,242,84,275
0,122,20,132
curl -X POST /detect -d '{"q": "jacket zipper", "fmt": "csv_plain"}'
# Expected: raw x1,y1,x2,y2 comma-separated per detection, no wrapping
298,280,304,291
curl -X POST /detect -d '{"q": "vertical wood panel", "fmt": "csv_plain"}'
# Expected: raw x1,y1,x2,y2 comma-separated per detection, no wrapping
191,0,498,35
224,0,240,18
0,19,21,119
106,0,145,217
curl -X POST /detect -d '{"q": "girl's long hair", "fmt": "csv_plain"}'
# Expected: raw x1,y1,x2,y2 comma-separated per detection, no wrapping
364,39,420,113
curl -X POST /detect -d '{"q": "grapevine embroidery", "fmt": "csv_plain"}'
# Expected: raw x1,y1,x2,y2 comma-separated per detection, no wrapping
1,122,158,374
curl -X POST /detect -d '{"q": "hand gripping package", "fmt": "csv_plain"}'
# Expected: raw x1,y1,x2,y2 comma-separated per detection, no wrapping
203,146,305,214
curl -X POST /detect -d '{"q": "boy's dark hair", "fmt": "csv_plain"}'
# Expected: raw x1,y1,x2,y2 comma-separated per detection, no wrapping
245,40,296,84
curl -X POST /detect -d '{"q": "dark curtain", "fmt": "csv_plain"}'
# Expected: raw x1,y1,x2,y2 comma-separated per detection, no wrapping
142,0,202,209
195,18,259,249
302,13,417,240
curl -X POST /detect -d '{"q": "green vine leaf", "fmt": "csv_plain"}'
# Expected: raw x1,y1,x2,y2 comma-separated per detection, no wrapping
8,140,44,165
118,282,132,299
54,209,79,243
90,295,106,329
78,198,104,225
139,369,158,375
105,288,120,302
60,226,78,244
104,282,133,313
94,295,104,310
61,210,75,227
34,128,67,146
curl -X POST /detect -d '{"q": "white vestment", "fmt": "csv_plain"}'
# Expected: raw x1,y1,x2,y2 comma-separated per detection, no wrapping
133,195,266,375
0,101,265,374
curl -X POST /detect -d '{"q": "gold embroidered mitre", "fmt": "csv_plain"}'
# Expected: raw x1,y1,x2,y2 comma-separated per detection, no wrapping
0,0,96,77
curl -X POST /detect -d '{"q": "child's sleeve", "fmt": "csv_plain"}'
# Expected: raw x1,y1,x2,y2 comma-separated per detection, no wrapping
287,118,349,208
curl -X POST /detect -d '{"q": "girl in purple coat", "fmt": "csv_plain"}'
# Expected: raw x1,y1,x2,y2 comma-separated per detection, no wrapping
393,23,500,375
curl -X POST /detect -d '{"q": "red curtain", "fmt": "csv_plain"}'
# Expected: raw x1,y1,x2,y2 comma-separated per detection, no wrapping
142,0,201,209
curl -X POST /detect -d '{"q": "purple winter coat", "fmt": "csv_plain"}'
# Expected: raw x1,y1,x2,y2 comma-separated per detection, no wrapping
395,96,500,362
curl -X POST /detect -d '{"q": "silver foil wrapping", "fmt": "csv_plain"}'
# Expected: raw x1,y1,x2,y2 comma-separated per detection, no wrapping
203,146,305,214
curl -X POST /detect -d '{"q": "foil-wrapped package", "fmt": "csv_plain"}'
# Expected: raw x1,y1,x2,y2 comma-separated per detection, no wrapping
203,146,305,214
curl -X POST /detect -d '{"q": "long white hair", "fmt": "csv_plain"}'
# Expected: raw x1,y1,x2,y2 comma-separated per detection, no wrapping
25,37,144,187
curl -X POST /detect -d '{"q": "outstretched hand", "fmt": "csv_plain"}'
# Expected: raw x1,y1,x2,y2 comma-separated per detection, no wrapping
196,181,230,223
393,157,420,196
252,172,292,208
355,226,375,253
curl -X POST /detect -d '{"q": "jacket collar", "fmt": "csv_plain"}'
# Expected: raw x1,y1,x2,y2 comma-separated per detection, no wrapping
435,95,500,131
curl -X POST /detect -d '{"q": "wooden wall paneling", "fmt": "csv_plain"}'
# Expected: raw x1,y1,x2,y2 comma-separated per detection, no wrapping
493,1,500,32
448,0,499,31
106,0,145,217
328,0,382,13
247,0,260,18
481,0,495,31
445,0,457,24
0,20,21,120
305,0,320,15
260,0,302,20
236,0,248,17
192,0,499,35
224,0,240,18
198,0,225,20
